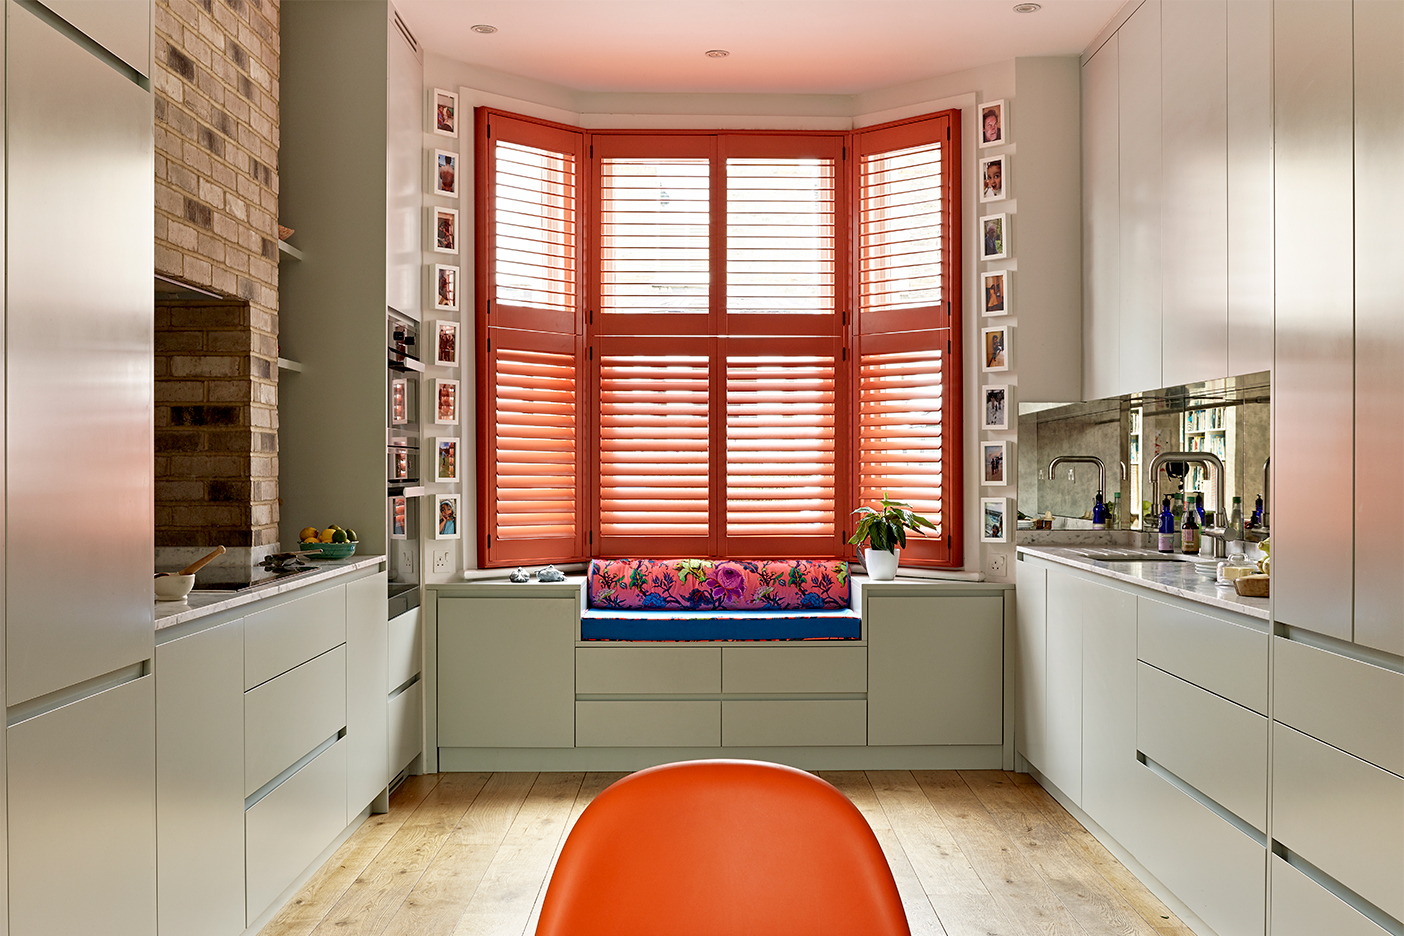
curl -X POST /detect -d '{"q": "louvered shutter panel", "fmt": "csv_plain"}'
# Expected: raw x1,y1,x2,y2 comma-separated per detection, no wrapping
599,157,710,317
725,157,836,319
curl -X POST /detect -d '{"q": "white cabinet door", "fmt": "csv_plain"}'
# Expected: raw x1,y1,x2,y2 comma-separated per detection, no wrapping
156,621,245,936
1081,33,1120,401
1226,0,1274,377
1080,580,1137,845
346,572,388,819
1014,559,1048,769
1044,571,1082,803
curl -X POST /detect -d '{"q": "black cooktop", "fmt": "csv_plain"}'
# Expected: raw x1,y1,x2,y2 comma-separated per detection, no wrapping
191,566,318,591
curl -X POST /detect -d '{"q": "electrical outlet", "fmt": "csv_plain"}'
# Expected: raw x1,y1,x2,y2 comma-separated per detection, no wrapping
432,548,451,573
400,545,414,574
988,553,1007,576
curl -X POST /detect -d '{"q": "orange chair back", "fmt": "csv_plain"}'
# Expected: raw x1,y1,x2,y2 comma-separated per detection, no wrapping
536,760,911,936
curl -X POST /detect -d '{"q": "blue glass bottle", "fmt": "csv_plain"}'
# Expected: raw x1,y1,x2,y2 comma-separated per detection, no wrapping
1092,491,1107,529
1157,497,1176,553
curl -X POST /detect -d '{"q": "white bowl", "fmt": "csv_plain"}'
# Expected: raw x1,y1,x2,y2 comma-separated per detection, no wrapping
154,573,195,601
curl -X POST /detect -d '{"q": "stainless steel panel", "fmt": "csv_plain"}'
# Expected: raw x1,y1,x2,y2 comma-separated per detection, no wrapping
385,4,422,315
1273,0,1355,642
1161,0,1228,387
1270,856,1392,936
6,3,154,705
42,0,151,77
1354,0,1404,656
1082,35,1121,401
1118,0,1163,395
1226,0,1274,377
8,676,156,936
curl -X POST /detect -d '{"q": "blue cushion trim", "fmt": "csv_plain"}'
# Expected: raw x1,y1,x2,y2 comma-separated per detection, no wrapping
580,608,861,642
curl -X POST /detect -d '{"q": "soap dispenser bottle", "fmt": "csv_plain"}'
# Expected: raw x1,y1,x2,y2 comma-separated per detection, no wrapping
1157,497,1176,553
1092,491,1107,530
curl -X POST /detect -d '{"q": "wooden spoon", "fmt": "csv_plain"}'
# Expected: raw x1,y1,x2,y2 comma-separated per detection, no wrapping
155,545,227,578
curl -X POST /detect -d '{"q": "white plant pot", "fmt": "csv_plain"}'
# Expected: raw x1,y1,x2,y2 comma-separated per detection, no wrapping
864,547,900,581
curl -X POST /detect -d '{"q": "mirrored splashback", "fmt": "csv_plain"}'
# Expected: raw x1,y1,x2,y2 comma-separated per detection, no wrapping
1017,372,1270,531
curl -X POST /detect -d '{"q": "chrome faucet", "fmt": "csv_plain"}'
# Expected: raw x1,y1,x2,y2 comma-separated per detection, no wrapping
1148,451,1227,557
1047,455,1107,496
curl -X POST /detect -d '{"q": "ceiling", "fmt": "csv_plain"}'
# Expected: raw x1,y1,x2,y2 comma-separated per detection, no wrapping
393,1,1123,96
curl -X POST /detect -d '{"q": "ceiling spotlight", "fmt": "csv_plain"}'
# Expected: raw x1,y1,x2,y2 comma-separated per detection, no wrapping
705,49,730,58
471,24,498,34
1013,3,1042,11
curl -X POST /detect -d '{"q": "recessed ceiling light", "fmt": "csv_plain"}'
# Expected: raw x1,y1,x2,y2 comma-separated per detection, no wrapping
1013,3,1042,11
471,24,498,34
705,49,730,58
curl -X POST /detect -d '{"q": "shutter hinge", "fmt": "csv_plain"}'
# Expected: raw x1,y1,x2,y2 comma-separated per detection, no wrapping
588,308,593,325
947,127,950,140
487,124,491,138
588,346,594,361
842,145,847,160
947,534,952,547
947,339,951,352
488,534,492,547
590,143,594,158
589,530,594,545
841,346,847,361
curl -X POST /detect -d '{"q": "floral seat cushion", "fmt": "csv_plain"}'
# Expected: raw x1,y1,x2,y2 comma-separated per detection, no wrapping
588,559,850,612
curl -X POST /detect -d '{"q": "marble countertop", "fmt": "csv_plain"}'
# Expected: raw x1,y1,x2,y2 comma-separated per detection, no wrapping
155,555,386,631
1017,545,1269,621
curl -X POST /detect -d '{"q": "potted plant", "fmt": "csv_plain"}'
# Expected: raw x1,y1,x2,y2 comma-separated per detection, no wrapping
848,492,939,581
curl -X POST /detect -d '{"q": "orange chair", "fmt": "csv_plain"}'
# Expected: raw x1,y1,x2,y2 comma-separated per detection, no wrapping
535,760,911,936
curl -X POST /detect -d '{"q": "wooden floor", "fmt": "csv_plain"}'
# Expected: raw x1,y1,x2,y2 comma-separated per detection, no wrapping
257,769,1196,936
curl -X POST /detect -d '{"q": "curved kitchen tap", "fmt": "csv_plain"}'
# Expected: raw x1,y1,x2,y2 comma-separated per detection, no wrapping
1047,455,1107,496
1148,451,1227,557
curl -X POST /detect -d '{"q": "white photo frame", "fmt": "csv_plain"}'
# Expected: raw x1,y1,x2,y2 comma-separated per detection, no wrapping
982,269,1009,316
981,497,1009,542
980,213,1009,261
979,100,1007,148
979,154,1008,203
390,496,407,540
434,319,459,366
982,441,1008,487
389,376,409,425
434,264,459,312
983,384,1009,431
434,149,459,197
434,493,461,540
433,378,460,425
982,325,1010,372
433,207,459,254
433,437,459,483
433,88,459,138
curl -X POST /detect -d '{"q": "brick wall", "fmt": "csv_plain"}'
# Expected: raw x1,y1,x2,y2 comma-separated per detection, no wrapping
153,0,281,557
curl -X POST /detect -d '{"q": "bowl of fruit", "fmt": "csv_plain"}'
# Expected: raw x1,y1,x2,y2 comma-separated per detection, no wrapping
298,525,359,560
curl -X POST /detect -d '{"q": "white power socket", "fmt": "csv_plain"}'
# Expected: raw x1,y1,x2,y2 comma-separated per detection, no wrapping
432,548,451,573
988,553,1007,576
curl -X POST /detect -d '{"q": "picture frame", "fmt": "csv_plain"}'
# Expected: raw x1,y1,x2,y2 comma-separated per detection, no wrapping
979,153,1007,203
434,493,461,540
982,269,1009,316
981,497,1009,543
433,377,460,425
982,441,1008,487
982,325,1010,372
434,149,459,197
979,100,1006,148
433,437,459,483
434,264,459,312
982,384,1009,431
434,318,459,366
389,376,409,425
980,213,1008,261
433,207,459,254
390,496,407,540
433,88,459,138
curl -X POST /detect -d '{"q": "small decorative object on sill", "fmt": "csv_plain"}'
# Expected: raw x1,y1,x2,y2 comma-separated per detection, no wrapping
537,565,565,583
848,491,938,582
508,567,529,583
277,224,294,241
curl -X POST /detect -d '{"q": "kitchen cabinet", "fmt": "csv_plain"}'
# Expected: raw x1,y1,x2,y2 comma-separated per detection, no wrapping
1043,570,1082,803
1080,581,1137,846
1081,32,1119,402
1270,856,1392,936
387,606,424,777
1014,558,1048,770
41,0,151,77
346,571,389,819
156,618,245,936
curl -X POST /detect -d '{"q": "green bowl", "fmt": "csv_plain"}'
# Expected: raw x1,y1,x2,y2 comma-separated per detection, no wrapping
299,540,358,560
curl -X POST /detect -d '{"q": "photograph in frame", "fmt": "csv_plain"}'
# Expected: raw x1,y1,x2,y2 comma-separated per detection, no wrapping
980,213,1008,260
434,264,459,312
435,493,460,540
434,207,459,254
981,497,1009,543
982,269,1009,316
434,149,458,197
433,378,460,425
979,100,1006,148
434,89,458,138
983,384,1009,431
435,319,459,366
390,496,407,540
982,325,1010,372
979,154,1007,202
983,441,1008,487
433,437,459,483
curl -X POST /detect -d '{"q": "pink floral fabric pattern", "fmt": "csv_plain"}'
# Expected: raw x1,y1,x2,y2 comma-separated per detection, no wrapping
588,559,850,611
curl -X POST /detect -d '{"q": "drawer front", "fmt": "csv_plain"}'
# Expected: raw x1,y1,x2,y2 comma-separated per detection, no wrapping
722,646,866,694
387,606,422,691
245,737,347,924
1272,722,1404,922
722,699,866,747
245,645,347,797
1137,596,1267,713
1274,637,1404,776
1270,856,1391,936
575,700,720,747
387,679,422,777
576,647,720,695
245,584,346,689
1137,662,1268,831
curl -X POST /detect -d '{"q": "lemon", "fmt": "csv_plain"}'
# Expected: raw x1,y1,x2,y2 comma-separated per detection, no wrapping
320,528,336,543
345,529,359,542
299,526,318,541
331,529,348,544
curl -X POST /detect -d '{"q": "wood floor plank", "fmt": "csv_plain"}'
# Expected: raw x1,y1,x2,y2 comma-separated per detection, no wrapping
867,770,1022,936
258,774,443,936
523,771,630,935
955,770,1159,936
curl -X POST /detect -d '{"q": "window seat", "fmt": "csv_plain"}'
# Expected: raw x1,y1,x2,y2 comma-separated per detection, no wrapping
580,607,862,642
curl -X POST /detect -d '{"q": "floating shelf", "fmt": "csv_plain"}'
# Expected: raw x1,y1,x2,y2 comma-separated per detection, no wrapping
277,240,305,261
277,357,304,372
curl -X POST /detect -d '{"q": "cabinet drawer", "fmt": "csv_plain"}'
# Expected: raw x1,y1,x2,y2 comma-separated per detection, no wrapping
575,700,719,747
722,699,866,747
388,606,422,690
1274,637,1404,776
245,645,347,797
722,646,866,694
1272,722,1404,922
576,647,720,695
245,737,347,924
1270,856,1391,936
388,679,422,777
245,585,346,689
1137,596,1267,712
1137,662,1267,831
